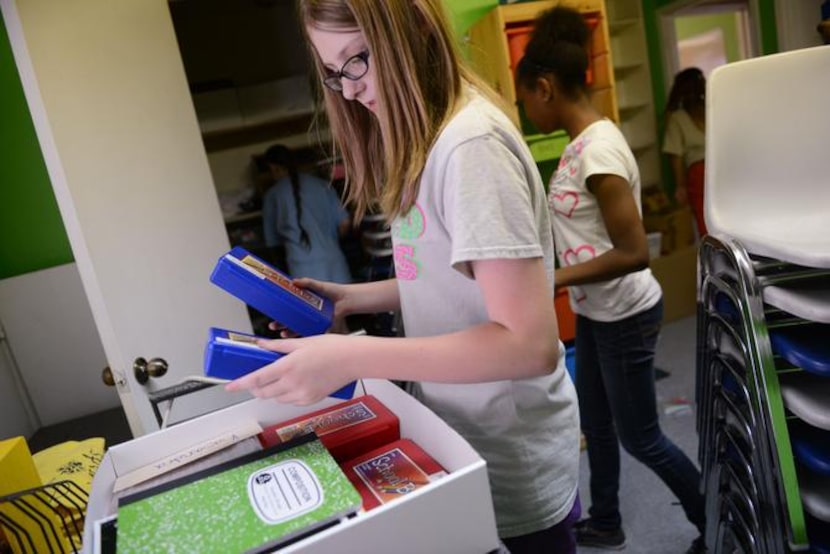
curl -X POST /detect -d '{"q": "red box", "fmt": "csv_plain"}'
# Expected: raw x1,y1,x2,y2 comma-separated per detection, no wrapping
258,395,399,463
340,439,448,511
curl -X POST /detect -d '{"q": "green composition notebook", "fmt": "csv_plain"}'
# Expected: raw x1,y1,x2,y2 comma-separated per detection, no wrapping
116,433,361,553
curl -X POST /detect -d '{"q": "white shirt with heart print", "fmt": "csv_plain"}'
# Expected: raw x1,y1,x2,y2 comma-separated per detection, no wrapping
548,119,661,322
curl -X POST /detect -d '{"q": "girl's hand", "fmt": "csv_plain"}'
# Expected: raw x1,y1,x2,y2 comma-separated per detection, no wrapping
225,334,358,405
269,278,352,336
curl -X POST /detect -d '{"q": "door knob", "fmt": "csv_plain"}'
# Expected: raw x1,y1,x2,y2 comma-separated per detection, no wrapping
133,357,168,385
102,366,115,386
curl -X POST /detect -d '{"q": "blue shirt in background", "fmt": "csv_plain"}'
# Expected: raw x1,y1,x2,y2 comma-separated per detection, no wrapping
262,173,352,284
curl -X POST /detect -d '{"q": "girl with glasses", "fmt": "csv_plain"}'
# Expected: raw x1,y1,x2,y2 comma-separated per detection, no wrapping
226,0,581,551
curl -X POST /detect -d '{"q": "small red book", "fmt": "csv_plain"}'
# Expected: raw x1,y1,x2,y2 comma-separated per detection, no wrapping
258,395,399,463
340,439,448,511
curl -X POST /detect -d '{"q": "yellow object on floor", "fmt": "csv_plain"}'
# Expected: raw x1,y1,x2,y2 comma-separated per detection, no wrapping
32,437,105,493
0,437,103,554
0,437,41,496
0,437,63,554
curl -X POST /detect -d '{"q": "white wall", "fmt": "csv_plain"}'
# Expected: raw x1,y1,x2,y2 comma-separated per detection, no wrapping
0,264,119,428
0,324,37,440
776,0,824,51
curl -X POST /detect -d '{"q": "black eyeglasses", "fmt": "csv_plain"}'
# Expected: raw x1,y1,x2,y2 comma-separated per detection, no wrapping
322,50,370,92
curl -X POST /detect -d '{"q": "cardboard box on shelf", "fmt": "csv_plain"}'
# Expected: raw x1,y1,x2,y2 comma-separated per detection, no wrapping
650,244,698,323
643,206,695,256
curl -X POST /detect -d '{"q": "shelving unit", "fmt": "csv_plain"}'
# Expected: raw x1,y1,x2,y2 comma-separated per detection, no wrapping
467,0,618,168
605,0,661,190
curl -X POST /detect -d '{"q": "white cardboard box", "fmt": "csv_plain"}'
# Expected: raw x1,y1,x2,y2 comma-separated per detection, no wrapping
82,379,500,554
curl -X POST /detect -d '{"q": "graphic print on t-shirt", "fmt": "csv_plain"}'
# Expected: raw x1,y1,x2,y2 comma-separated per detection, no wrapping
393,203,426,281
550,136,595,305
550,190,579,218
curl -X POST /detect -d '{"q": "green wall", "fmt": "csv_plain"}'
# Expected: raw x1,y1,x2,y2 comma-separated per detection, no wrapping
0,11,73,280
675,12,743,64
447,0,498,37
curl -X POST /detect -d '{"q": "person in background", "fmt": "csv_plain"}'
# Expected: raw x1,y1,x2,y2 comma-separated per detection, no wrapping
261,144,352,284
227,1,582,552
662,67,707,236
515,7,706,554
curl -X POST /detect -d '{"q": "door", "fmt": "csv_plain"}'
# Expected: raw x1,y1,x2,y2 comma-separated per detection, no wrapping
1,0,254,436
658,0,758,81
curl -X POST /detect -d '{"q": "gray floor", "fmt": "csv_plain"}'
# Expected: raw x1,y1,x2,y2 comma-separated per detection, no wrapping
577,314,702,554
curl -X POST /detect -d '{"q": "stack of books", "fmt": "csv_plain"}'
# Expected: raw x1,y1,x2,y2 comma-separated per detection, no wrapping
116,434,360,554
101,395,449,552
205,247,356,399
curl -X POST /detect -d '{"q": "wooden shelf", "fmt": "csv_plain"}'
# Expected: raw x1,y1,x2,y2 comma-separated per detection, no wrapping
468,0,618,127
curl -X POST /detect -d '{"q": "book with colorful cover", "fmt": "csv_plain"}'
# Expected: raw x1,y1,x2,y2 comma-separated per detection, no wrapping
116,433,361,554
203,326,356,399
341,439,448,511
258,395,400,463
209,247,334,337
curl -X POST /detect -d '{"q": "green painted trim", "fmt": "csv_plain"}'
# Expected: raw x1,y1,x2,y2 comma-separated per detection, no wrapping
0,12,73,279
757,0,779,54
760,359,809,546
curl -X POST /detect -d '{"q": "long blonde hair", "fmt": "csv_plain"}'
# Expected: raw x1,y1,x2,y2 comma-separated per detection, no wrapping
298,0,499,222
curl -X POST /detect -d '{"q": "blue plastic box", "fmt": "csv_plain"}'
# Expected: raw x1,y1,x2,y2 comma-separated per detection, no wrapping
210,247,334,337
565,344,576,381
204,327,357,399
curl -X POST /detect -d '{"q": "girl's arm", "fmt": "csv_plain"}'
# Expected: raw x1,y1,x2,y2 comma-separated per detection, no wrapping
555,173,650,288
296,277,401,318
227,257,560,405
339,278,400,314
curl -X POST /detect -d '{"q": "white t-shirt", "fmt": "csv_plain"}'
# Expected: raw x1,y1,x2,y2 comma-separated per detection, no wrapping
662,108,706,168
392,90,580,538
548,119,661,321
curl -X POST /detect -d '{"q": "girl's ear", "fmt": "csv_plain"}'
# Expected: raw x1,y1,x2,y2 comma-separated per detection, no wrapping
537,75,554,103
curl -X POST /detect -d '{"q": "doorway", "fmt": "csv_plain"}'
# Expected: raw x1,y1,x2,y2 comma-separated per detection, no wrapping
658,0,759,83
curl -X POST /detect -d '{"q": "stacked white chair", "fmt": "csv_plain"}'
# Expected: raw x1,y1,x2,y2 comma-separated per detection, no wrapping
697,45,830,553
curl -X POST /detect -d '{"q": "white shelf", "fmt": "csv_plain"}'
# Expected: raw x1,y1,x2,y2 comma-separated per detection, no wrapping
630,139,657,154
613,61,647,74
618,101,650,117
607,0,661,191
609,17,639,34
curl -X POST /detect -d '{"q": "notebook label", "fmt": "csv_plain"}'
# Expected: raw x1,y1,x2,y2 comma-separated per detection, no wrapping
274,401,378,443
248,460,323,524
237,254,324,310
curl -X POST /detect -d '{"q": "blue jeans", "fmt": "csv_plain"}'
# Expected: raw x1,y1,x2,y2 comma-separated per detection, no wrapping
575,299,705,534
